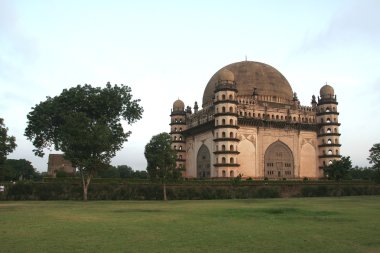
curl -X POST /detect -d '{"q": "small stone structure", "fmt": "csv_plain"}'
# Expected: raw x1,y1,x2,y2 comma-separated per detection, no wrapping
47,154,76,177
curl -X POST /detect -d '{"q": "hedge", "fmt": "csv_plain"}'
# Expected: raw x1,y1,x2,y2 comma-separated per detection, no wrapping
1,181,379,200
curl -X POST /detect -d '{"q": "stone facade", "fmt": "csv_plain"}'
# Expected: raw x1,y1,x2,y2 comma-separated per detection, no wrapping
47,154,76,177
170,61,341,179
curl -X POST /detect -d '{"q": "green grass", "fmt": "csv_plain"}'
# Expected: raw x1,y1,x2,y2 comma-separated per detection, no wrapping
0,196,380,253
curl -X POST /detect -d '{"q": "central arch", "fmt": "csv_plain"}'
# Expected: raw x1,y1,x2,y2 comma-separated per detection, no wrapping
197,144,211,178
264,141,294,179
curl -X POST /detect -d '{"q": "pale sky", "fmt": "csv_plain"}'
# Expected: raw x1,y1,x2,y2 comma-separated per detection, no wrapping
1,0,379,171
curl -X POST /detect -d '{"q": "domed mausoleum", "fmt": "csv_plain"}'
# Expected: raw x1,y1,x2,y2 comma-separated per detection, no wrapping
170,61,341,179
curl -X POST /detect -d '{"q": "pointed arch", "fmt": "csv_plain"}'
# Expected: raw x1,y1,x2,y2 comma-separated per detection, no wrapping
264,141,294,178
197,144,211,178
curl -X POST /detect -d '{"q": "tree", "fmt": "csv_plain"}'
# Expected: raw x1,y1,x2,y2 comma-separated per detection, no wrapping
4,159,37,181
368,143,380,183
25,83,143,200
0,118,17,181
144,132,180,201
324,156,352,181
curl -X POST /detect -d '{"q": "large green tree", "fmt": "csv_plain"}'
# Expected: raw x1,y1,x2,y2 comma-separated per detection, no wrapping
0,118,17,181
144,132,180,201
4,159,37,181
324,156,352,181
25,83,143,200
368,143,380,183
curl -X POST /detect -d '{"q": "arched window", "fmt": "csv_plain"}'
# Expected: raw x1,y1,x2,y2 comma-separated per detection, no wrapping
328,150,332,155
229,94,233,100
174,127,177,132
258,113,261,118
229,107,233,113
230,157,234,164
276,115,279,120
179,127,182,131
244,111,247,116
229,119,233,125
222,94,226,100
230,170,234,177
222,157,226,164
174,136,177,141
326,118,331,123
222,107,226,113
222,170,226,177
230,145,234,151
334,128,338,133
329,160,333,165
336,150,339,155
272,115,275,119
327,128,332,133
293,117,296,121
222,119,226,125
175,118,178,123
222,132,226,138
323,161,326,166
326,107,330,112
248,112,251,117
328,139,332,144
230,132,234,138
281,116,283,120
222,145,226,151
174,145,177,150
335,139,338,144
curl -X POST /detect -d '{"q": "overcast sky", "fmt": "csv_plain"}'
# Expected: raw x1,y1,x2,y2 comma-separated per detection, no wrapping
1,0,379,171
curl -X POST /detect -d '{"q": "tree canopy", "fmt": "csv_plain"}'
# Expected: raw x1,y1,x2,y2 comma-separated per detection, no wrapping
324,156,352,181
3,159,37,181
25,83,143,200
368,143,380,183
0,118,17,181
144,132,180,200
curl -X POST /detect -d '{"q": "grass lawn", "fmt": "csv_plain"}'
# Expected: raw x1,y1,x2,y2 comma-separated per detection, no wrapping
0,196,379,253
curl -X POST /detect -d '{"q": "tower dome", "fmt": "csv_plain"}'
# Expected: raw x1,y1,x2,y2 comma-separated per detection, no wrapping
320,84,334,98
203,61,293,106
217,68,235,82
173,99,185,112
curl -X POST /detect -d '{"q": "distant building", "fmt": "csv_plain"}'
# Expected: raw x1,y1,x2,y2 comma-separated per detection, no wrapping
170,61,341,179
47,154,76,177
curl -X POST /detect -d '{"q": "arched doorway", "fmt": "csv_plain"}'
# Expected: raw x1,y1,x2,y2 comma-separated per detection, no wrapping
197,144,211,178
264,141,294,179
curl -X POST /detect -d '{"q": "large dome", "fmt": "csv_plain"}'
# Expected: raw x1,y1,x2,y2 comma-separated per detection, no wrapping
202,61,293,106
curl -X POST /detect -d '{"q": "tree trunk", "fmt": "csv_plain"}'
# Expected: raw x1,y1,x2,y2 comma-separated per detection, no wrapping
83,183,88,201
163,183,167,201
80,169,93,201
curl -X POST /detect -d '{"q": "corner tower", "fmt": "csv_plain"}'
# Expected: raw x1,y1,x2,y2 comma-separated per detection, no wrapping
213,69,240,177
170,99,187,171
317,84,341,168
